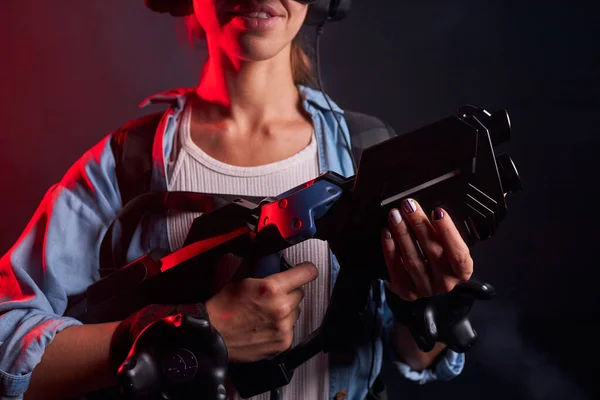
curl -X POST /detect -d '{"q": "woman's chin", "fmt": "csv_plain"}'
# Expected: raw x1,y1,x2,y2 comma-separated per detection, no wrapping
227,37,290,63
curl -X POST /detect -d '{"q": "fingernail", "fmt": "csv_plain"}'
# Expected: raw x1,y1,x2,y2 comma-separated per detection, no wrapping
383,228,392,239
389,209,402,226
402,198,417,214
433,208,444,221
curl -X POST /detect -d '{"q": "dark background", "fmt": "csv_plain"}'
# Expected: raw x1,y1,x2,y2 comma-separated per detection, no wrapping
1,1,598,399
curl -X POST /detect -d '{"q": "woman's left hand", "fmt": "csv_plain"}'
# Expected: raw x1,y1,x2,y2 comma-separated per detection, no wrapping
381,198,473,301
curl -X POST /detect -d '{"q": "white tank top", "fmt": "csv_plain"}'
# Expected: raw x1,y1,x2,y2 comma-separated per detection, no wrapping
166,104,331,400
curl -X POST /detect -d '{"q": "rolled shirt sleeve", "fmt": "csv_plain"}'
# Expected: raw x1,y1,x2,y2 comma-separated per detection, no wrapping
0,136,122,399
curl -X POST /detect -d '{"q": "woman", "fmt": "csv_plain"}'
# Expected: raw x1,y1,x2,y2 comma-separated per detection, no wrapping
0,1,471,399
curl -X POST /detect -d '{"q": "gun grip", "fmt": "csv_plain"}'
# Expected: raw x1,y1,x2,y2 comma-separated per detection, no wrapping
249,253,291,279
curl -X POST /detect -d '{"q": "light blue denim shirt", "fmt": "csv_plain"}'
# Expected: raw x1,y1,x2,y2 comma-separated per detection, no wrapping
0,86,464,400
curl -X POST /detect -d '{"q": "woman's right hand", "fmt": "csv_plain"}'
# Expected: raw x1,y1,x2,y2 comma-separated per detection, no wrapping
205,262,319,363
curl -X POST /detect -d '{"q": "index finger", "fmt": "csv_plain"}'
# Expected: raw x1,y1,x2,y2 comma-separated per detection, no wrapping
266,262,319,293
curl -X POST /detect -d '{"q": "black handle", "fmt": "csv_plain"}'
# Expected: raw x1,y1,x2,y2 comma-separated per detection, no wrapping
117,314,228,399
385,280,496,353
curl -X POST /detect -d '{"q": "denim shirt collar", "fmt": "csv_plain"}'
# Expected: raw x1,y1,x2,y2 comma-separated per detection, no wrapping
137,85,352,193
138,85,344,113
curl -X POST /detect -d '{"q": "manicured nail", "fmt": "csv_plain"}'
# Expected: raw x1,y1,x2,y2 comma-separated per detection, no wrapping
433,208,445,221
389,209,402,225
383,228,392,239
402,198,417,214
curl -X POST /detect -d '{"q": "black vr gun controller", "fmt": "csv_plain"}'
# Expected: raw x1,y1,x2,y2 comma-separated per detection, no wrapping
116,313,228,400
81,105,520,399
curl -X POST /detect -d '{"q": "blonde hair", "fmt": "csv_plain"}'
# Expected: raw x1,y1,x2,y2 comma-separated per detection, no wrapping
184,15,316,87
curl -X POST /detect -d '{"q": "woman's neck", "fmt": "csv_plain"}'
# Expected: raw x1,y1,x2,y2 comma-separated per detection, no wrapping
195,43,303,133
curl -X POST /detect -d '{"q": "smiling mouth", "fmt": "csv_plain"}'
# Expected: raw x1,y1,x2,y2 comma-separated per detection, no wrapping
240,11,274,19
225,7,282,29
229,6,281,19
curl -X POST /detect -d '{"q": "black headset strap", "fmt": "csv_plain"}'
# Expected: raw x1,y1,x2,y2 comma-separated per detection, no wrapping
304,0,352,25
